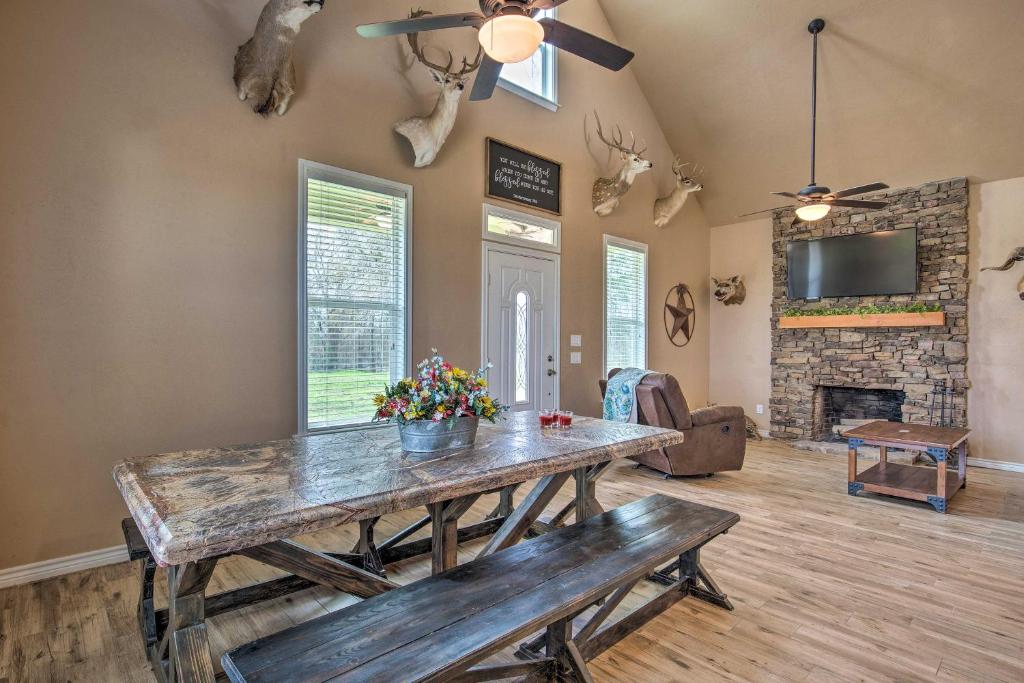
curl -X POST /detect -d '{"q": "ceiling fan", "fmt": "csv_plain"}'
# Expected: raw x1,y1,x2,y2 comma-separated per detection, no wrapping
742,18,889,221
356,1,635,102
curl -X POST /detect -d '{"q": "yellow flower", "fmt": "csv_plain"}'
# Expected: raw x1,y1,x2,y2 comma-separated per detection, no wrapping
477,378,488,387
453,368,469,381
373,394,387,407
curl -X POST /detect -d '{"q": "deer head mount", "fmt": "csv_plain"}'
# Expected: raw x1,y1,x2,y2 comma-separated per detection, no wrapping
712,275,746,306
233,0,324,116
653,158,704,228
589,111,653,217
394,10,481,168
981,246,1024,300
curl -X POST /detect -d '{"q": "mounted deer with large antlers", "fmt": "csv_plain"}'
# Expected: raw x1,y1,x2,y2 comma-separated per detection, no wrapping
395,10,481,168
654,158,704,228
233,0,325,116
589,111,653,216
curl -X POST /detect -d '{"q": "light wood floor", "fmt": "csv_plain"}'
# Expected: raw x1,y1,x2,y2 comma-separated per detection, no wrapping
2,440,1022,682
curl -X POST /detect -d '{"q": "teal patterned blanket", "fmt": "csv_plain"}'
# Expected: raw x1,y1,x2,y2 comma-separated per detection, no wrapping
602,368,652,422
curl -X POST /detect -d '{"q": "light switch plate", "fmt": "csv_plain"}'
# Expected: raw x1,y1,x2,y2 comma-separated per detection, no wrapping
756,404,765,415
570,334,582,347
570,351,582,364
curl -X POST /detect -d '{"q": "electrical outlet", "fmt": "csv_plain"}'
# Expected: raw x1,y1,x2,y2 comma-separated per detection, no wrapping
570,351,582,364
756,404,765,415
570,334,582,348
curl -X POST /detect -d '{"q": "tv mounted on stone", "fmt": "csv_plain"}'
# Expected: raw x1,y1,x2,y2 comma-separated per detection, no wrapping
786,228,918,300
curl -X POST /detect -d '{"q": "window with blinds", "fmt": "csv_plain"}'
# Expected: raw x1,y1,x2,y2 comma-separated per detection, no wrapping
299,161,410,432
603,236,648,376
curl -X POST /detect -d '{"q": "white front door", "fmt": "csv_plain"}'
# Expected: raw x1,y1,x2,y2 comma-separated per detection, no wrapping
483,245,559,412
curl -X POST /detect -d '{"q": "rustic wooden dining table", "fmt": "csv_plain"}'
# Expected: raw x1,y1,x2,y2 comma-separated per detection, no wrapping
113,411,685,682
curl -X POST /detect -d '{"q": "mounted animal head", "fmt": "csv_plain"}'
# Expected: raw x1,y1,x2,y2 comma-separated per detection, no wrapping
670,158,704,194
590,110,652,216
233,0,325,116
593,110,653,179
393,10,482,168
712,275,746,306
653,157,704,228
980,246,1024,300
407,11,481,100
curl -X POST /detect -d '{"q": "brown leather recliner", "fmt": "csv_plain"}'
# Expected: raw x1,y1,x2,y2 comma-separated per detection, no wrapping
600,369,746,476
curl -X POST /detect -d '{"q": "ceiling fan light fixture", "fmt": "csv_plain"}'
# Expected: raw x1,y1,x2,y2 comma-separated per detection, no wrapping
477,14,544,63
795,203,832,221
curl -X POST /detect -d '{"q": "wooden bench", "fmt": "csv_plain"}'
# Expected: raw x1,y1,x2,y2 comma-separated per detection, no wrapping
222,494,739,682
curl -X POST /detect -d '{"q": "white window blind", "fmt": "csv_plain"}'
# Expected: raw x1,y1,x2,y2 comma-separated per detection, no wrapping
299,161,410,432
603,236,648,376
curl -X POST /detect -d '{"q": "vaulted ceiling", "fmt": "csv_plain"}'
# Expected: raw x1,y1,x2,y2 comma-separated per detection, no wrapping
599,0,1024,226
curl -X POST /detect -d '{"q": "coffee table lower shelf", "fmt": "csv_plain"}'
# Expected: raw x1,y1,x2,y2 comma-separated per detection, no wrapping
849,462,964,511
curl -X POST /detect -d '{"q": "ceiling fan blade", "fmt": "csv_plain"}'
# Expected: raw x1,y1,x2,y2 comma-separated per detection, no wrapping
469,55,504,101
538,18,634,70
530,0,573,9
738,206,793,217
771,191,799,199
830,182,889,199
356,12,483,38
827,199,889,209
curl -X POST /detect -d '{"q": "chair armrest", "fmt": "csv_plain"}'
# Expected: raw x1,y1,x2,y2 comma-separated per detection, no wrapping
690,405,744,427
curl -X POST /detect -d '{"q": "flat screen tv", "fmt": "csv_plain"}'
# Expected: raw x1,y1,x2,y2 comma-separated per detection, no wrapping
786,228,917,299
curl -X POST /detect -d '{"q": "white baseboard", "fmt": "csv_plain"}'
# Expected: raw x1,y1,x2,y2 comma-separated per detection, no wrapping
967,457,1024,473
0,544,129,590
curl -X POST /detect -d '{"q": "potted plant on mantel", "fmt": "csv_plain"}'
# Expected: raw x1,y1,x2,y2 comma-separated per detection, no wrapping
373,350,506,452
778,303,945,329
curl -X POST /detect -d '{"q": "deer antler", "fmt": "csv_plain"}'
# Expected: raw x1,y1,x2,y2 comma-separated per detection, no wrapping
406,9,481,76
593,110,631,154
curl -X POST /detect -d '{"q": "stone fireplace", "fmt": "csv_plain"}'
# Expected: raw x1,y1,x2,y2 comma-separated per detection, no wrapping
812,386,907,442
770,178,969,441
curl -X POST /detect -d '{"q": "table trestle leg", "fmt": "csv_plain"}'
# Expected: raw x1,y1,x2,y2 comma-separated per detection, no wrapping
164,560,218,683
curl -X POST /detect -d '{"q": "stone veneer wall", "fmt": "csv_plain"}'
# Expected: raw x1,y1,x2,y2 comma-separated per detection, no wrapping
770,178,969,440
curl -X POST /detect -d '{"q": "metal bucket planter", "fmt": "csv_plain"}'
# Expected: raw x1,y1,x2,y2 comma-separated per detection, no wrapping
398,416,480,452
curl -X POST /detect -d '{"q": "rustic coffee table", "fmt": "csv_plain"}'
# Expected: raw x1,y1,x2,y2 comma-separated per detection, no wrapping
845,421,969,513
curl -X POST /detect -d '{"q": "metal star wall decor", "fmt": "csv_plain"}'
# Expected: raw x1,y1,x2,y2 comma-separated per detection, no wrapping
664,283,696,347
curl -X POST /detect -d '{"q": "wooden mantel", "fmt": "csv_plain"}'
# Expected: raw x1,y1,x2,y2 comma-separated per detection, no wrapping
778,311,945,329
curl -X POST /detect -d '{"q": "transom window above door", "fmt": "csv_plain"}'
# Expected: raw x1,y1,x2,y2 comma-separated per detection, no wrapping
482,203,561,253
298,160,411,433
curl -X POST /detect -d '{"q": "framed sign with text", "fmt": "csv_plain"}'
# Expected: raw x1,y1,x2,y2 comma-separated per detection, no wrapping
486,138,562,216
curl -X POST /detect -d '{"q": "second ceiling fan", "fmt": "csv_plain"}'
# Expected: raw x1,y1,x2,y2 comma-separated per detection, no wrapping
356,0,635,101
743,18,889,221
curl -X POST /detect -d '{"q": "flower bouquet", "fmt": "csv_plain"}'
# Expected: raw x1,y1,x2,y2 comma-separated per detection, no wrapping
373,350,507,452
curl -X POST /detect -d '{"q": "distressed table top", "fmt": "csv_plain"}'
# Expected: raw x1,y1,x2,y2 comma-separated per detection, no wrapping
844,420,970,450
113,412,684,566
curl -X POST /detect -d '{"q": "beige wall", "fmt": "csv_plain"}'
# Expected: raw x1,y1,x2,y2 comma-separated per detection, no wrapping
968,177,1024,464
0,0,710,568
708,219,773,429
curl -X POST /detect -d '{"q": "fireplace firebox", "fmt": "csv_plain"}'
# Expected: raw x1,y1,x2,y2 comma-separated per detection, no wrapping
812,386,907,442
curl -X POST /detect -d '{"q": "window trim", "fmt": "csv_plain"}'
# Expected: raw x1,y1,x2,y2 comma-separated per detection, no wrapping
297,159,413,435
497,10,558,111
481,202,561,254
602,234,649,379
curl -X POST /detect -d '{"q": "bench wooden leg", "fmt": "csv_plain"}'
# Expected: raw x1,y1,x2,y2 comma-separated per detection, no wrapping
680,547,734,610
545,617,595,683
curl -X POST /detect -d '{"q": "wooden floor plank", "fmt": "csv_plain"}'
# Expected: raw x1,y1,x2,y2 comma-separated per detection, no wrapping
1,439,1022,682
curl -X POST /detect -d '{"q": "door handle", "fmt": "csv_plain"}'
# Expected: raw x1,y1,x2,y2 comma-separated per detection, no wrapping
547,369,557,376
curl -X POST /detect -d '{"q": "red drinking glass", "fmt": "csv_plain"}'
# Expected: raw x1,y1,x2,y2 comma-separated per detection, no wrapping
539,410,556,428
556,410,574,428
